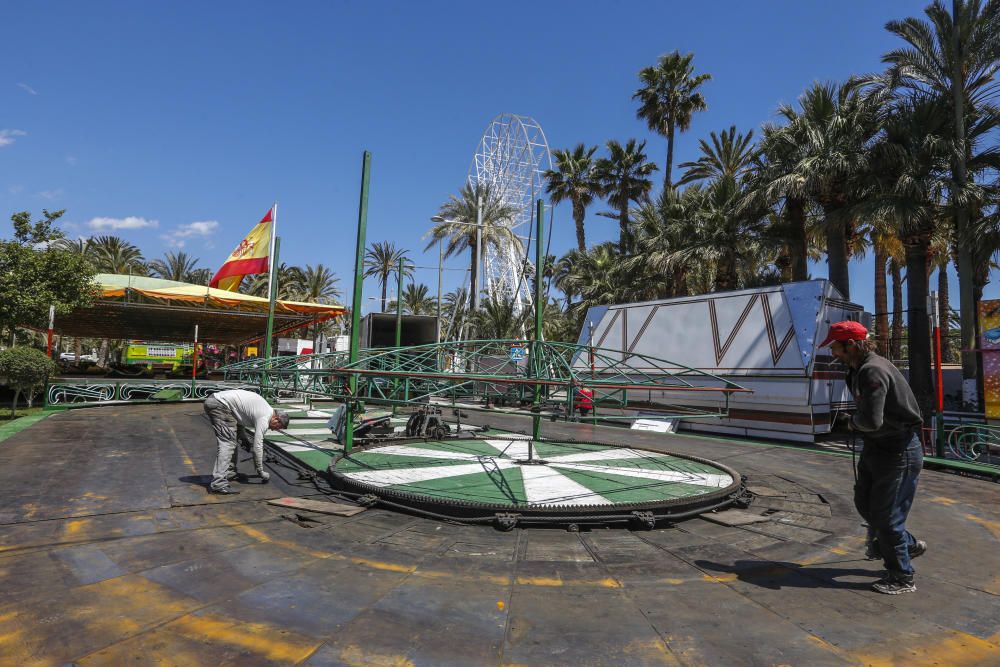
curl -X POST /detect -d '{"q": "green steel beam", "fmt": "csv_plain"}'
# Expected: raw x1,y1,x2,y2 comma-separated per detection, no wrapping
532,198,544,446
345,151,371,454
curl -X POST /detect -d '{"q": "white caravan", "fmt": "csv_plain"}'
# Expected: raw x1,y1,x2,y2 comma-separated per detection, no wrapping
575,280,867,442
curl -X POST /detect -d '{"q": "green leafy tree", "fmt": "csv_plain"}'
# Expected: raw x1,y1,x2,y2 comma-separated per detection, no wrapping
0,347,58,416
594,139,658,254
363,241,411,312
1,211,98,343
633,50,712,190
544,144,601,252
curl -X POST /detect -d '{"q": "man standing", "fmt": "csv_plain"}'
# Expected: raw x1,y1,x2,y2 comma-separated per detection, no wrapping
203,389,289,495
822,321,926,595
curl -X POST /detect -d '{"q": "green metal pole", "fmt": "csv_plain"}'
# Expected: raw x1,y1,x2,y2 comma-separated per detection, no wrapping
262,237,281,398
532,198,544,447
345,151,371,454
394,257,404,412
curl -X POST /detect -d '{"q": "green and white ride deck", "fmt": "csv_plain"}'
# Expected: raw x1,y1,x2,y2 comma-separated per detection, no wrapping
267,399,743,522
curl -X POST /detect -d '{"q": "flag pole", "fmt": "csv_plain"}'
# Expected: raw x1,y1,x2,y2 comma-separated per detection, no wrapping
263,237,281,398
266,202,278,301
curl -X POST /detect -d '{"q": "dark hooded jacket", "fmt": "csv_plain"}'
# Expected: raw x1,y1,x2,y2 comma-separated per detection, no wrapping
846,351,923,446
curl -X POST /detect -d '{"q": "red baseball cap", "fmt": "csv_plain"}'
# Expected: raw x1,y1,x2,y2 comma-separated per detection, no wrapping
819,321,869,348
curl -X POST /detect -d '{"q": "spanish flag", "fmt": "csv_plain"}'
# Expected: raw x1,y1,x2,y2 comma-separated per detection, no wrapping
209,207,274,292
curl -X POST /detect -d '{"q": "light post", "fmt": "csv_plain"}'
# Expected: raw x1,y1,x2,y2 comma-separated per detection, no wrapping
436,239,443,343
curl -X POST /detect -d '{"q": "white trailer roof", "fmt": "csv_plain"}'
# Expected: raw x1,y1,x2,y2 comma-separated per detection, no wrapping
576,280,858,377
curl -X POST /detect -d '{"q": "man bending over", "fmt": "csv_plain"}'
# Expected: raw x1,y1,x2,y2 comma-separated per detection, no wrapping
203,389,289,495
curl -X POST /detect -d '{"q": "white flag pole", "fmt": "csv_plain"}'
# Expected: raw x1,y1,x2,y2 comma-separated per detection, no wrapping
266,201,278,301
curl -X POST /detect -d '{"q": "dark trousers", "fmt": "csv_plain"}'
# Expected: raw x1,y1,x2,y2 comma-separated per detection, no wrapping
854,434,923,580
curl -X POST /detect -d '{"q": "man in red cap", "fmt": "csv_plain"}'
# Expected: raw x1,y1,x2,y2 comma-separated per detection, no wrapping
821,320,925,594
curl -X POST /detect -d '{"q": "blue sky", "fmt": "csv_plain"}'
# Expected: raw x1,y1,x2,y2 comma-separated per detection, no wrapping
1,0,996,315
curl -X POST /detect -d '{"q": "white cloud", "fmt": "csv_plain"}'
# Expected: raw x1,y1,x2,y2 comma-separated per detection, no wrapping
37,188,64,200
17,83,38,95
0,129,27,148
65,155,78,166
8,184,24,195
160,220,219,248
88,216,159,231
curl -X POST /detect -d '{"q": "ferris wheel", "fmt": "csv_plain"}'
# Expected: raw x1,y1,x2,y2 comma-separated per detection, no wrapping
467,113,552,317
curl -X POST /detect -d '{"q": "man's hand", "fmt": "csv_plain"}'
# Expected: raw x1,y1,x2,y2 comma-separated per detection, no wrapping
834,412,854,432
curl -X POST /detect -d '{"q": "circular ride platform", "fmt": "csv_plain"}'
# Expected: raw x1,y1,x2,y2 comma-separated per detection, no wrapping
328,435,745,526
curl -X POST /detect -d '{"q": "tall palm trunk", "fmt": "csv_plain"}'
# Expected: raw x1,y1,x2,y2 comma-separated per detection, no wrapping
776,249,792,283
874,245,890,357
572,199,587,252
618,204,629,254
714,255,738,292
823,207,850,299
469,236,479,307
890,259,904,361
904,234,933,418
938,265,952,363
950,2,977,407
787,197,809,281
672,267,688,298
664,120,675,191
380,278,388,313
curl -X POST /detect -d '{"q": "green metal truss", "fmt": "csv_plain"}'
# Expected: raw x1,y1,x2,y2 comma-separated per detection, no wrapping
220,339,749,421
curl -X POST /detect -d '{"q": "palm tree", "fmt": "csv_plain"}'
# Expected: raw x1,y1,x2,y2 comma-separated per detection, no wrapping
148,251,200,282
558,242,637,317
243,263,304,300
771,81,887,299
594,139,658,254
425,182,519,306
296,264,341,304
889,258,905,361
631,188,702,298
186,268,212,286
441,287,470,341
881,0,1000,407
868,228,903,359
87,236,145,274
52,237,93,258
749,122,812,282
633,50,712,190
472,295,527,340
544,144,601,252
678,126,756,184
389,283,436,315
363,241,411,312
866,96,953,416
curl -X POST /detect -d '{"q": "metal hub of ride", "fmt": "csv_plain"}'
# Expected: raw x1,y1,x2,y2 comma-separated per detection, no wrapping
469,113,551,316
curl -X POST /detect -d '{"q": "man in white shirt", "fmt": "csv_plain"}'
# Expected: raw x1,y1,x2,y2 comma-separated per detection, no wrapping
203,389,289,494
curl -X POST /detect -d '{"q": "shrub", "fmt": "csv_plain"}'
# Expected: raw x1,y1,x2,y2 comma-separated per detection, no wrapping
0,347,58,417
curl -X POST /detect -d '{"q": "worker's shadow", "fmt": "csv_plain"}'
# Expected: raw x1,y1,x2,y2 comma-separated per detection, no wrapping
695,559,877,590
178,475,215,488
